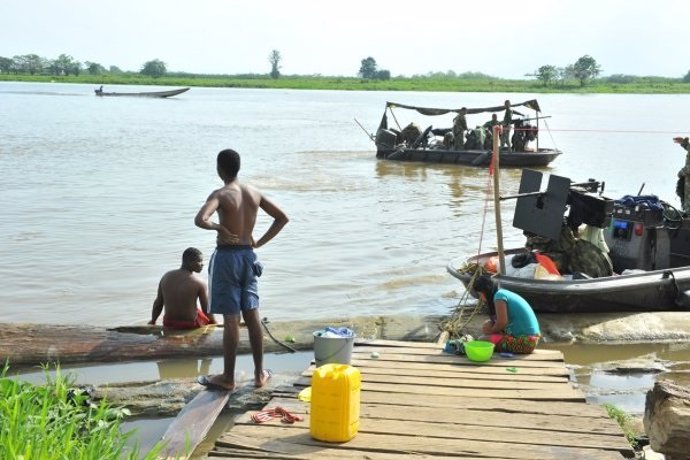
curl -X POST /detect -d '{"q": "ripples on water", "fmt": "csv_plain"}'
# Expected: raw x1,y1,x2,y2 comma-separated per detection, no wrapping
0,83,685,328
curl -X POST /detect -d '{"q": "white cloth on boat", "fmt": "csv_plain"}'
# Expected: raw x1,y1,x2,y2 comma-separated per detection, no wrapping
579,224,610,254
506,262,539,279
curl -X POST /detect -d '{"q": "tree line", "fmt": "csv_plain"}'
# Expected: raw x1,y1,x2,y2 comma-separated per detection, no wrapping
0,53,168,78
0,51,393,81
4,52,690,86
529,55,602,87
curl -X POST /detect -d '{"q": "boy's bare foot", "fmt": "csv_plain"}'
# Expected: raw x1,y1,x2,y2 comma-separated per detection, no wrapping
254,369,273,388
197,374,236,391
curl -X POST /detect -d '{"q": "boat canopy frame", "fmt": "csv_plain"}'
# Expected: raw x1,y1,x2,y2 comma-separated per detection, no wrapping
384,99,541,117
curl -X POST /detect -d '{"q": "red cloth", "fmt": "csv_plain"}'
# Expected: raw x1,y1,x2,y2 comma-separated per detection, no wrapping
535,253,560,275
163,307,212,330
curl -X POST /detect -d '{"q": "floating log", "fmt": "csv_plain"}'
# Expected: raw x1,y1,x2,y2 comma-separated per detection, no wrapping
0,315,443,369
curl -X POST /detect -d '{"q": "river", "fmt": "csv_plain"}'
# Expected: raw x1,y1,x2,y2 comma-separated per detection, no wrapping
3,83,690,451
1,82,685,326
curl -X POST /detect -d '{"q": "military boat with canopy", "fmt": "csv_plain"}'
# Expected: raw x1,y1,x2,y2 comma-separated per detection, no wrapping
372,99,562,167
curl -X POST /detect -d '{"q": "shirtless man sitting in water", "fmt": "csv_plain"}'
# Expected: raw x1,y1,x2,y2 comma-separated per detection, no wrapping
148,247,216,329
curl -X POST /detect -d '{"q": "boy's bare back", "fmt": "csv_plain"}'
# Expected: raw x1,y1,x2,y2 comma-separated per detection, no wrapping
213,182,261,246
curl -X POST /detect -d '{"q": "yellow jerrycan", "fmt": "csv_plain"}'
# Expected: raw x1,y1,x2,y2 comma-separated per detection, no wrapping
309,363,361,442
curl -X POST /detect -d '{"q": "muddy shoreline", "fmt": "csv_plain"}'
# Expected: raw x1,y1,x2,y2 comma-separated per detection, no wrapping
3,312,690,369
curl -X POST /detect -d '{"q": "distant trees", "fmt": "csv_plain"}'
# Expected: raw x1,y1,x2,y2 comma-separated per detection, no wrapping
530,55,601,87
268,50,281,79
358,57,390,80
359,57,377,79
534,65,557,86
0,53,156,77
14,54,46,75
683,70,690,83
85,61,107,75
140,59,166,78
47,54,82,76
0,57,12,74
572,55,601,86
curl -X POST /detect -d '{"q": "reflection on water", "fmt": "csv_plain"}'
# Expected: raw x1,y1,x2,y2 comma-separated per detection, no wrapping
544,341,690,415
14,351,314,386
156,358,212,380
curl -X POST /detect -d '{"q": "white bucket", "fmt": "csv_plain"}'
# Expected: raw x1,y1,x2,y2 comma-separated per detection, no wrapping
313,330,355,367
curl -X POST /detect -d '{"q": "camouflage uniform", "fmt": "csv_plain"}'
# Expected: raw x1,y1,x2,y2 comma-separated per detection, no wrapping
677,137,690,214
501,106,512,149
452,112,468,150
483,117,500,149
526,224,613,278
400,123,422,146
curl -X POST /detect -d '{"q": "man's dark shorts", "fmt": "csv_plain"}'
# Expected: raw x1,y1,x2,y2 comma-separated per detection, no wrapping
208,245,262,316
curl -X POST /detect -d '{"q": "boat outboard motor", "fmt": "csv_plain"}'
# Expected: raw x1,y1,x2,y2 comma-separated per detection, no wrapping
604,195,670,272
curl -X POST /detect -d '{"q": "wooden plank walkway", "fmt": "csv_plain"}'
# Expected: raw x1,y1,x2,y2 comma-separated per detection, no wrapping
207,339,635,459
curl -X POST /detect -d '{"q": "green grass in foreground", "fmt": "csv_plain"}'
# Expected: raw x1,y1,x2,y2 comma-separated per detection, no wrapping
0,363,168,460
4,74,690,94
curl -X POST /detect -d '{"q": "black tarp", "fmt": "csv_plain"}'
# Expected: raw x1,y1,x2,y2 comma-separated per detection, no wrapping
385,99,541,116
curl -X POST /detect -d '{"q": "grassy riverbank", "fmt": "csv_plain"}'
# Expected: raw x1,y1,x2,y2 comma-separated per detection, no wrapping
0,364,165,459
4,73,690,94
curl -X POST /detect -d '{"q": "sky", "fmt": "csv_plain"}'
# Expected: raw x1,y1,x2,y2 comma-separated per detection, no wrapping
1,0,689,79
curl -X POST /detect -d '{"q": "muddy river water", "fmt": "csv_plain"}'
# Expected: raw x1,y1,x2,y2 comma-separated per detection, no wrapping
3,83,690,454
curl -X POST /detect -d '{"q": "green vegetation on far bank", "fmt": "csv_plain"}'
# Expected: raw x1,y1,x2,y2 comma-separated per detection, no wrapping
4,73,690,94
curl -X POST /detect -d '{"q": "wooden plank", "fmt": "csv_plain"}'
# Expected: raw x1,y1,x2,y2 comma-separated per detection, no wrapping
355,339,565,360
211,437,488,459
273,390,605,418
292,380,585,401
303,364,569,383
355,345,564,361
260,399,624,436
212,339,631,460
160,388,231,459
350,357,570,377
234,413,631,452
221,425,627,460
355,338,443,349
294,373,569,391
351,351,565,368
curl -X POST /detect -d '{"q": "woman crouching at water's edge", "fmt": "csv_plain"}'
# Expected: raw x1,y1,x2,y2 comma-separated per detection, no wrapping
474,275,541,354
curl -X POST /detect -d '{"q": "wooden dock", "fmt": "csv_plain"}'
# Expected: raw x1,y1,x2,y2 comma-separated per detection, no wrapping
207,339,635,459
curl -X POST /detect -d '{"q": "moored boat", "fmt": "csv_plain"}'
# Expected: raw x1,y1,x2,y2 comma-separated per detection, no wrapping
372,100,562,167
447,170,690,313
94,86,190,98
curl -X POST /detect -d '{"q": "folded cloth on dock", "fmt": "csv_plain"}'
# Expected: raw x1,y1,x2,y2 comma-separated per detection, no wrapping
251,406,303,424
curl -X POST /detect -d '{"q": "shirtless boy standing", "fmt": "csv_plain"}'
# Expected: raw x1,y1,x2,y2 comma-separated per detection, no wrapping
149,247,216,329
194,149,289,390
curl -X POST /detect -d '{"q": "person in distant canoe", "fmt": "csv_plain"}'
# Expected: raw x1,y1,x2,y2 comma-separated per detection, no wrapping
473,275,541,354
673,136,690,214
148,247,216,329
452,107,468,149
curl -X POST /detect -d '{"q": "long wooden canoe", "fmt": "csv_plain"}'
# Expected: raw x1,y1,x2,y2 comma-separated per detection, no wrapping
94,87,190,98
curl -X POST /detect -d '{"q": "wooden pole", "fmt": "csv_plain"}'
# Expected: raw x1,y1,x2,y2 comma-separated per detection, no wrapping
493,125,506,275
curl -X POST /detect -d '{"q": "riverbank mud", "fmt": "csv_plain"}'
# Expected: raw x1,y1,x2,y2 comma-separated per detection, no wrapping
2,311,690,368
